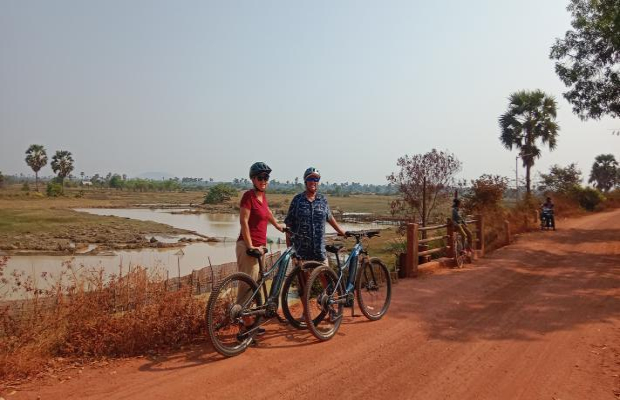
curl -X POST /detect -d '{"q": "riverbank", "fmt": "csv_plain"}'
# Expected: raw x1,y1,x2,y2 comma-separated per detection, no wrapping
0,187,394,255
0,208,216,255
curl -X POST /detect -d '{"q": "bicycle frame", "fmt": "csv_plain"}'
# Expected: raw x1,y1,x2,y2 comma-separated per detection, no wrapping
240,245,297,314
332,241,365,295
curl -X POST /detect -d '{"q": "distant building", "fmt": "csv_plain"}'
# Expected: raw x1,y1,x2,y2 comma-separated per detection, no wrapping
82,181,93,186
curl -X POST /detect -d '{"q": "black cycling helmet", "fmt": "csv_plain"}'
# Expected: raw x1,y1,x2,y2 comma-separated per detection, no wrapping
249,162,272,178
303,167,320,180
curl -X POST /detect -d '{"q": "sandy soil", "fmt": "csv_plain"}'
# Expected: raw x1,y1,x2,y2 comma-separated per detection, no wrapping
6,209,620,400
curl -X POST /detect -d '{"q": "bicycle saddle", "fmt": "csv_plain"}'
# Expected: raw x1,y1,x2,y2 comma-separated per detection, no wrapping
325,244,344,253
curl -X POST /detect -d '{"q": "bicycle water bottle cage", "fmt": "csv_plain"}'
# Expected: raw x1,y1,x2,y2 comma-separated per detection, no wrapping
326,244,344,254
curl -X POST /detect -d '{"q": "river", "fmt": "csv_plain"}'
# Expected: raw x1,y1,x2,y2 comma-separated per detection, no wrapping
5,208,384,282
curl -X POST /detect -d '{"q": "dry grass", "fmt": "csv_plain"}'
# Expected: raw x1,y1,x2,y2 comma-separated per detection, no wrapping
0,257,206,383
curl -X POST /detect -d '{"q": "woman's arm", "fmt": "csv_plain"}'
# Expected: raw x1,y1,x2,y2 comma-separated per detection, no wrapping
239,206,257,250
267,208,284,232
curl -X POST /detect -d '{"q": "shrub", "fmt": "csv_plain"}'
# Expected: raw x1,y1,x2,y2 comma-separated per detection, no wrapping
463,174,508,212
0,261,206,382
46,182,63,197
203,184,237,204
21,182,30,192
569,186,605,211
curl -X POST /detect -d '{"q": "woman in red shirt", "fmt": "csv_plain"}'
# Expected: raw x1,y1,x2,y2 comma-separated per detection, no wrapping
236,161,284,284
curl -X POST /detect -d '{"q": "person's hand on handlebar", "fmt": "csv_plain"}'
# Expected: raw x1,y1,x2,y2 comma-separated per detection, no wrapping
249,246,265,254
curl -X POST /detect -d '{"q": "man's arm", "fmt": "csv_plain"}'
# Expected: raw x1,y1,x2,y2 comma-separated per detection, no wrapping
328,215,346,236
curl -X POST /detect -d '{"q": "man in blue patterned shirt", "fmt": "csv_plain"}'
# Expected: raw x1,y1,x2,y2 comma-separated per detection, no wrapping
284,167,346,261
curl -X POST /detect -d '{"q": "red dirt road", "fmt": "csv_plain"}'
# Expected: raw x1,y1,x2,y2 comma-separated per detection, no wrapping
9,209,620,400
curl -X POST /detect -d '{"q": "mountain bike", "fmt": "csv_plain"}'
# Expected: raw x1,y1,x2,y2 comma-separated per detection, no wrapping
303,230,392,341
205,229,326,357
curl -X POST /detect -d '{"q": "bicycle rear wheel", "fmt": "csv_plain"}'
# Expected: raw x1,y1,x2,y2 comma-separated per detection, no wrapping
304,265,343,341
356,258,391,321
206,272,262,357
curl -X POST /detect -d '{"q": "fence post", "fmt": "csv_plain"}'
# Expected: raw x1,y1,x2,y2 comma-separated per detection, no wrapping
406,223,419,278
504,220,511,245
446,218,455,258
475,214,485,257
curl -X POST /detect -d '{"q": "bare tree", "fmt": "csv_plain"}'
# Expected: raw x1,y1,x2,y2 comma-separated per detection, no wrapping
387,149,462,228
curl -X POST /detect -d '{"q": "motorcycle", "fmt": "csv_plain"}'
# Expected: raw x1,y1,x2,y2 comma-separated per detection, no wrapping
540,207,555,230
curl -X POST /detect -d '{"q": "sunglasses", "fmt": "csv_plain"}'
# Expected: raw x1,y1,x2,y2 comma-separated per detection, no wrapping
256,175,270,182
305,177,320,183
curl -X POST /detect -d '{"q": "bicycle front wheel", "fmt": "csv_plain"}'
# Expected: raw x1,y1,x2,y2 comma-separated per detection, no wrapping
205,272,262,357
304,265,343,341
281,262,327,329
356,258,392,321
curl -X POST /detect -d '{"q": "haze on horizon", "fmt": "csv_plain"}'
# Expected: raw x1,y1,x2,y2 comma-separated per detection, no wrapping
1,0,618,185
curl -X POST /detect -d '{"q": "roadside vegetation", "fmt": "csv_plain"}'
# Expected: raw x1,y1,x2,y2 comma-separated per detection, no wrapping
0,257,205,383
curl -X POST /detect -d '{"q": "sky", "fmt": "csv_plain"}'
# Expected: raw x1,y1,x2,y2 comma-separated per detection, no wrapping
1,0,618,185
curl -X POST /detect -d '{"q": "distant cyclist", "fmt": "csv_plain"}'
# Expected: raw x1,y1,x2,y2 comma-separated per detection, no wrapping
452,198,473,253
236,162,285,338
284,167,346,264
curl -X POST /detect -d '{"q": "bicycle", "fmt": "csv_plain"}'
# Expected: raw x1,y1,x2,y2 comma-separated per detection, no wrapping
303,230,392,341
453,232,470,268
205,229,325,357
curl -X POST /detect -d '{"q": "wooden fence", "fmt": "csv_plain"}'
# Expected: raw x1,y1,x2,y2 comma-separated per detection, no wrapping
402,215,485,277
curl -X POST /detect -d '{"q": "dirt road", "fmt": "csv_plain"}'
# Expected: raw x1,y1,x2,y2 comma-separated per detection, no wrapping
10,209,620,400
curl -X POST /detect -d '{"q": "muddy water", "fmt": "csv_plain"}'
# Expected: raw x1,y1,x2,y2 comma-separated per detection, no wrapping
6,208,383,284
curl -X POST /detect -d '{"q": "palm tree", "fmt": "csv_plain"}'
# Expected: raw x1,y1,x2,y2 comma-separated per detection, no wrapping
589,154,618,192
25,144,48,192
499,90,560,196
51,150,74,194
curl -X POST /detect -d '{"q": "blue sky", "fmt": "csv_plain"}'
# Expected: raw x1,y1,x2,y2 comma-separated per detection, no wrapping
1,0,618,184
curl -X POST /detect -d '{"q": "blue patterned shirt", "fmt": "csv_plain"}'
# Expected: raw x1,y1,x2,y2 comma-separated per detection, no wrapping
284,192,333,261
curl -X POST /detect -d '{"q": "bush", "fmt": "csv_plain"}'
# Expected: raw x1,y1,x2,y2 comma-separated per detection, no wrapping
46,182,63,197
463,174,508,212
569,186,605,211
21,182,30,192
203,184,237,204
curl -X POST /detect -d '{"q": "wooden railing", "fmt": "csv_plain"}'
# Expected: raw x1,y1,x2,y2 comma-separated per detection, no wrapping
402,215,485,277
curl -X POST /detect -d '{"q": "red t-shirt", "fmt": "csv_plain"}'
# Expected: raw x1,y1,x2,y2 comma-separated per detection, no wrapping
237,190,269,246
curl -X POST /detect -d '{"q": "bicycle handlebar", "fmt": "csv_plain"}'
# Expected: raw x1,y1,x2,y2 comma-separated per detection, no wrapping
344,230,380,239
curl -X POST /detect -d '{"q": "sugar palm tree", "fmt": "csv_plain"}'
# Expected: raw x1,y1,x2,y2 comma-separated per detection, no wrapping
589,154,618,192
499,90,560,196
51,150,74,194
25,144,48,192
